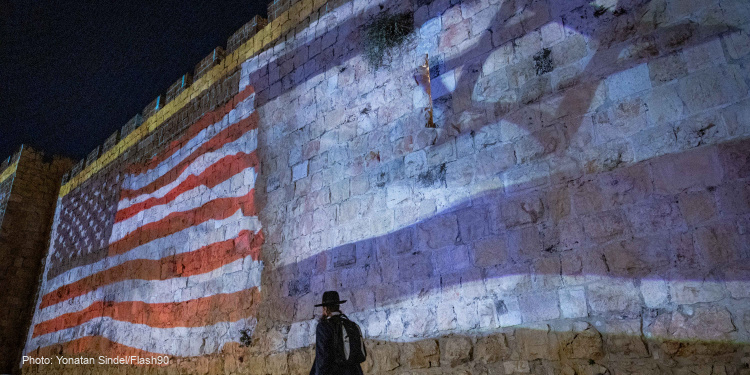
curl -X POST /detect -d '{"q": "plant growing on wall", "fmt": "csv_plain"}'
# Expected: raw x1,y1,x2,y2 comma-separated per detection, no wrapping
362,11,414,69
239,329,253,347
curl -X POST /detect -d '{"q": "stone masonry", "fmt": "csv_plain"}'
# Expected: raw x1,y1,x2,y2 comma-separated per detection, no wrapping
0,147,72,375
17,0,750,373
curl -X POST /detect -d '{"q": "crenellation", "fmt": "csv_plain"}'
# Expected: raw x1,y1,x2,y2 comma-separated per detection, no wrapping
165,73,193,104
141,94,163,120
194,47,227,81
6,0,750,373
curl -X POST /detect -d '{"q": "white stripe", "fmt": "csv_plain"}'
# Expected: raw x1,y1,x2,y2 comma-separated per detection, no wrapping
45,209,261,293
109,166,257,244
122,96,255,192
119,128,258,211
36,259,263,324
28,316,257,357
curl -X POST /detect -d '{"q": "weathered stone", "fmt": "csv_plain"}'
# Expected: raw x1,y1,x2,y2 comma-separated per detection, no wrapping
607,63,652,101
650,147,723,193
502,193,546,228
651,306,736,340
288,348,314,375
418,213,459,249
670,280,725,304
440,336,473,367
474,334,510,364
266,352,289,374
587,282,641,317
563,325,604,360
678,190,718,226
371,342,401,372
559,288,588,318
472,235,508,267
516,326,557,360
519,291,560,323
641,279,669,308
400,339,439,369
677,66,747,115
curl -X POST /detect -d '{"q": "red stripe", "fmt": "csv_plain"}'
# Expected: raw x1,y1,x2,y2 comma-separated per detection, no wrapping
40,230,263,309
34,287,261,338
121,113,259,201
115,152,260,222
108,190,257,257
126,86,256,175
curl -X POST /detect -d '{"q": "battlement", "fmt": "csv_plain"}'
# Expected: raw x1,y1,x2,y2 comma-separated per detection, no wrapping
53,0,353,197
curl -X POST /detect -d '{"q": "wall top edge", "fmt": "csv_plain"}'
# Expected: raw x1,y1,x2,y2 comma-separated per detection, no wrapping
58,0,332,198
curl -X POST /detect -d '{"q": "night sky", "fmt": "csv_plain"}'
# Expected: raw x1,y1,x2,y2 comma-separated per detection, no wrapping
0,0,268,161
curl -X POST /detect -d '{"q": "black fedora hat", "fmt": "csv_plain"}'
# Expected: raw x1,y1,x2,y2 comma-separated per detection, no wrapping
314,291,347,307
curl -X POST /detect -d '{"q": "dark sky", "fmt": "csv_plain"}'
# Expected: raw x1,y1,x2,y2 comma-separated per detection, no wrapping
0,0,268,161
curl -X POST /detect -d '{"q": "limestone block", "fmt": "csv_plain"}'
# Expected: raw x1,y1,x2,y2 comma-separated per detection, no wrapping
678,190,718,226
400,339,439,369
292,160,309,181
677,66,747,115
562,325,604,360
440,336,473,367
693,222,744,268
581,210,628,242
519,291,560,323
670,280,725,305
266,352,289,374
288,348,314,375
716,181,750,215
641,279,669,308
631,123,679,162
503,161,551,194
504,360,531,374
501,192,546,228
370,342,400,372
648,53,688,84
365,310,387,338
559,288,588,318
587,281,641,317
682,39,726,72
495,296,523,327
516,326,557,360
433,244,472,273
551,34,588,68
650,306,736,340
418,213,459,249
472,235,508,267
606,63,651,101
474,334,510,364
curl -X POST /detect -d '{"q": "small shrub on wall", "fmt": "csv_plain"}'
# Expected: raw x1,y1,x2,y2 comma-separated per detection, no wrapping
362,11,414,69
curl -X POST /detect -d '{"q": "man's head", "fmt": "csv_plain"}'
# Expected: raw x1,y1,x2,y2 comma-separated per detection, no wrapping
315,291,346,318
321,304,340,318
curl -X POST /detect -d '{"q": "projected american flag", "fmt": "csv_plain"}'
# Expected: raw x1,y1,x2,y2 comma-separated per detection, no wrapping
26,87,263,358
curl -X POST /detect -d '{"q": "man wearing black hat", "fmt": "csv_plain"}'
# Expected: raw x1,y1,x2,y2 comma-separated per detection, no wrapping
309,291,365,375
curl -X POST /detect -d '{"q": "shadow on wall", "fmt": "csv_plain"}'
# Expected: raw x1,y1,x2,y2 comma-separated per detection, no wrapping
247,0,739,148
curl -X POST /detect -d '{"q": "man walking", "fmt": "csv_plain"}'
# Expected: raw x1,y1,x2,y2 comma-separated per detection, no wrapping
309,291,365,375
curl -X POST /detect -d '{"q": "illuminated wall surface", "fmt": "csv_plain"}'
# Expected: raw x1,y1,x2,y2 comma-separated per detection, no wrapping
20,0,750,373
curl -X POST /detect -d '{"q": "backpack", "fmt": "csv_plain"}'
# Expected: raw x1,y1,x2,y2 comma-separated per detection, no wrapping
330,314,367,365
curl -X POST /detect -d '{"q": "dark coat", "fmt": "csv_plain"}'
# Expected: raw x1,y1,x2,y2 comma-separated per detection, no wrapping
309,314,364,375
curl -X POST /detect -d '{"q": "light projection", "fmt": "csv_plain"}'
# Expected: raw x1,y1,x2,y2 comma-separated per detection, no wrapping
21,0,750,372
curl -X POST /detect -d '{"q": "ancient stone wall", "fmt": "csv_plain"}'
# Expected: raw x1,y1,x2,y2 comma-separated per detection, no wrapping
0,147,72,374
19,0,750,374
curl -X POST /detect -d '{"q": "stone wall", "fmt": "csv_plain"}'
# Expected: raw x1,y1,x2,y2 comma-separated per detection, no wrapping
0,147,72,374
244,0,750,373
19,0,750,373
